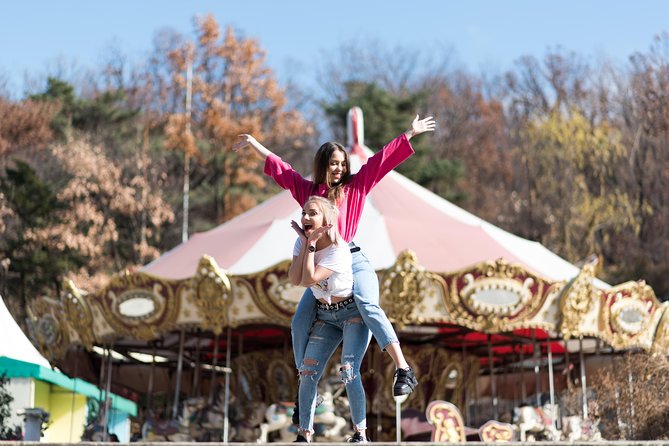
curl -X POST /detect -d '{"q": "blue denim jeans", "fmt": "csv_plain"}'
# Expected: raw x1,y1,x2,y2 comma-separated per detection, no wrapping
298,300,371,433
291,243,400,367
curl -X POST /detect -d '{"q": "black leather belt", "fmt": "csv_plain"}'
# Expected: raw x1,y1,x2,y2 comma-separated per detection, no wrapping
350,247,360,253
317,296,354,311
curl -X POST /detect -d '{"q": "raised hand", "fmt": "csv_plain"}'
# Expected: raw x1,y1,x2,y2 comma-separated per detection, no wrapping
405,115,436,140
232,134,257,152
290,220,306,240
307,225,332,243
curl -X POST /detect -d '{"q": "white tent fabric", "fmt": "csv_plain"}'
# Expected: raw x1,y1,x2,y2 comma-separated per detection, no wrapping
0,294,51,367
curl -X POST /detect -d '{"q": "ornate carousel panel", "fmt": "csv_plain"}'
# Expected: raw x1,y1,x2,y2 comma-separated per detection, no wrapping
381,252,564,334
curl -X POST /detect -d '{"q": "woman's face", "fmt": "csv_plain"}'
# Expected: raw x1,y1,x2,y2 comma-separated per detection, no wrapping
328,150,347,184
301,201,324,236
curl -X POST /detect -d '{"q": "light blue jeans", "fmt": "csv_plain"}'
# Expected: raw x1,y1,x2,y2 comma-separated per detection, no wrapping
298,300,371,433
291,243,400,367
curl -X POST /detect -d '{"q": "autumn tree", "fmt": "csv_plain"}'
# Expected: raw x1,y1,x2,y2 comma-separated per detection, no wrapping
154,15,314,235
587,353,669,440
611,33,669,297
422,74,511,219
509,110,639,264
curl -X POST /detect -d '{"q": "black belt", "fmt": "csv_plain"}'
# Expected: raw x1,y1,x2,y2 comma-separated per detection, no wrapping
350,247,360,253
317,296,354,311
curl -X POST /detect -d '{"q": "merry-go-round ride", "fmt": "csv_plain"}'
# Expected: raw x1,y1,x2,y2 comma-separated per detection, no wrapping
20,108,669,442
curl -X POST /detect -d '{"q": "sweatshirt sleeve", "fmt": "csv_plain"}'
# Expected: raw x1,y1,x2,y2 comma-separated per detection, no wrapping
264,153,313,206
353,133,414,194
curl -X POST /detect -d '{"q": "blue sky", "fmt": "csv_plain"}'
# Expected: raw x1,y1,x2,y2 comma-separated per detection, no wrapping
1,0,668,97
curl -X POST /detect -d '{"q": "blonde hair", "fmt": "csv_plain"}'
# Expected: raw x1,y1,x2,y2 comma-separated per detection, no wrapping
304,196,342,245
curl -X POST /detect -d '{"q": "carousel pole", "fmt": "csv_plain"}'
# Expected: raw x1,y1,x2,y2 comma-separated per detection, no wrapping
375,350,382,439
69,348,79,442
520,348,526,403
565,342,571,390
98,345,107,412
208,333,220,405
547,341,557,435
147,345,156,410
102,344,114,442
487,334,498,420
238,332,244,417
462,342,468,424
533,331,541,406
579,337,588,419
172,329,186,420
223,325,232,443
192,331,202,397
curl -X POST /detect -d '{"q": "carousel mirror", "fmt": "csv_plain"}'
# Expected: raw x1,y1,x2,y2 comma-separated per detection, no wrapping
618,307,646,333
472,289,520,307
118,294,157,318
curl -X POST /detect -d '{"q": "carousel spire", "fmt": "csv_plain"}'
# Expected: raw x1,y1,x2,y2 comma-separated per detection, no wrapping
347,106,367,160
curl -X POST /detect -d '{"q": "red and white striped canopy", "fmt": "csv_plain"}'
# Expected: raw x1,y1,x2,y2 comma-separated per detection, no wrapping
143,108,591,285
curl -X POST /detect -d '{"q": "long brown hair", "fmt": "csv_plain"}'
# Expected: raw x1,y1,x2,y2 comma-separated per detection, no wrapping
313,142,351,204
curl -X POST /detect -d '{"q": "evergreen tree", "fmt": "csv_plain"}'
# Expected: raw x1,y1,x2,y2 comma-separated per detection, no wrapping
0,161,83,302
322,81,465,202
0,373,21,440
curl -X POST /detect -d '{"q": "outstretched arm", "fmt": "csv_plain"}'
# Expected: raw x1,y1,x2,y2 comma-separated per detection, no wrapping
232,134,273,159
404,115,436,140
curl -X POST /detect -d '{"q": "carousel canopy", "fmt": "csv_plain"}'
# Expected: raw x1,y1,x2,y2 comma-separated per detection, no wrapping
0,293,50,367
0,294,137,416
144,108,603,288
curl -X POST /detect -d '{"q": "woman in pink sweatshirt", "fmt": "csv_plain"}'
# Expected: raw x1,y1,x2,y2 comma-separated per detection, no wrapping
234,114,435,423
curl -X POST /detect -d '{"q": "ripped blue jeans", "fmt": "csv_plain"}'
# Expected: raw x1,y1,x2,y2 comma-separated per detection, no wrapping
298,300,372,434
292,244,399,368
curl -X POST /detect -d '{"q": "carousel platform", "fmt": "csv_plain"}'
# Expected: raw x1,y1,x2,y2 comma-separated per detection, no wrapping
4,442,669,446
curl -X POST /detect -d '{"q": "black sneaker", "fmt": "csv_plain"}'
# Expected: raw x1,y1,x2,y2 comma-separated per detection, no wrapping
393,367,418,396
294,434,309,443
347,432,369,443
292,394,325,425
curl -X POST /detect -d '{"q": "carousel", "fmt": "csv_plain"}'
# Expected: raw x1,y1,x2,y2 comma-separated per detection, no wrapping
21,108,669,442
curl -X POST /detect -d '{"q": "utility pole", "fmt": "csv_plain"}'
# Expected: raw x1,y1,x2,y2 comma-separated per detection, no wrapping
182,59,193,243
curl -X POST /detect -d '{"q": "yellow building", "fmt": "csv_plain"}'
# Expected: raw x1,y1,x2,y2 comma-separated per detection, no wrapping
1,295,136,442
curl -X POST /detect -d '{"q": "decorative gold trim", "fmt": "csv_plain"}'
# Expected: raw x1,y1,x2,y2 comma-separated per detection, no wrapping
441,259,554,333
27,297,71,361
599,280,661,350
651,305,669,355
190,256,232,334
559,264,598,339
379,250,428,328
95,271,181,340
62,279,95,349
426,400,466,442
239,260,296,327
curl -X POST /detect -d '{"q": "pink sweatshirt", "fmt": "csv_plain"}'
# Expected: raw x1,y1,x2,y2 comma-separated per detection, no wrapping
264,134,414,243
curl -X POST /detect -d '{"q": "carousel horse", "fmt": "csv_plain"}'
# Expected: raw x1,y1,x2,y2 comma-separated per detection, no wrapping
312,390,348,441
182,396,226,442
258,402,294,443
513,404,561,441
141,409,193,442
230,401,268,442
81,422,106,442
561,415,602,441
258,387,350,442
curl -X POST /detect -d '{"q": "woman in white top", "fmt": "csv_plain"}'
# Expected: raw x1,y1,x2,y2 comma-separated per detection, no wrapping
289,196,371,443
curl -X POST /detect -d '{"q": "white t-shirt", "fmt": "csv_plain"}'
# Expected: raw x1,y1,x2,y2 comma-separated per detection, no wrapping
293,238,353,304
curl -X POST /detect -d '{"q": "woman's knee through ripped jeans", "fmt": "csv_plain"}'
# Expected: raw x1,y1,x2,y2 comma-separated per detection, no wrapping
297,301,371,434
